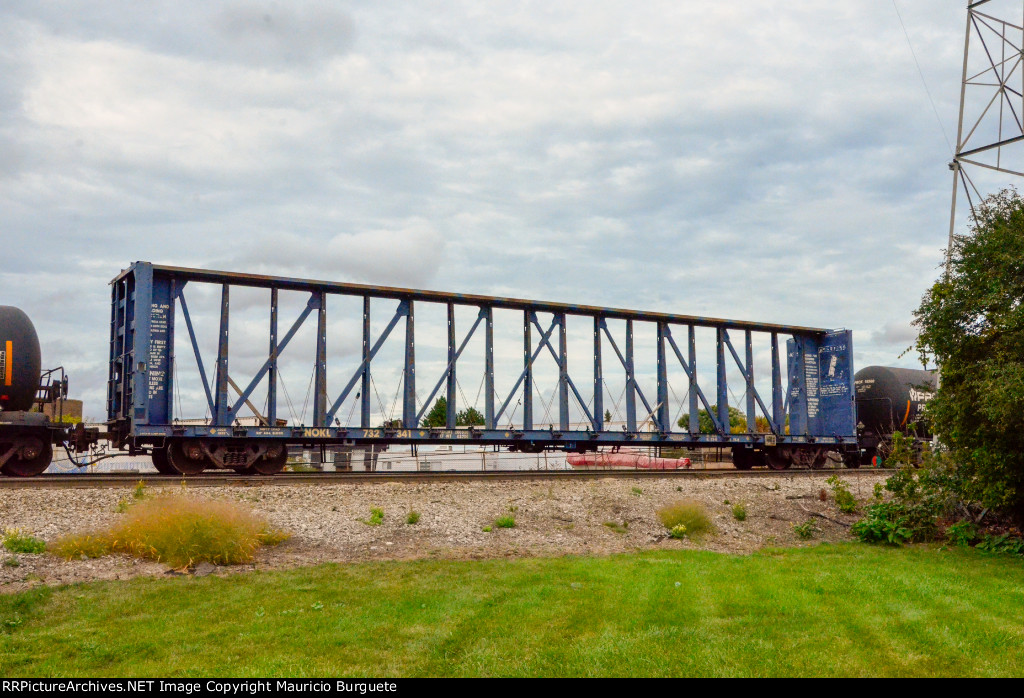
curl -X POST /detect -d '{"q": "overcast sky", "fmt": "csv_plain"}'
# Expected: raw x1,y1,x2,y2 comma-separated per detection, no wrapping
0,2,1016,422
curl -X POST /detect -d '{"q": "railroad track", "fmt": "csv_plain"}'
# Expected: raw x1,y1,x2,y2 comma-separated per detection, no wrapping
0,468,897,489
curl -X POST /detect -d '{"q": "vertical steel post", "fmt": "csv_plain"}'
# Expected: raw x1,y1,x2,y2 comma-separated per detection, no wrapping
403,299,416,429
771,333,783,433
484,307,494,429
688,325,699,434
523,311,533,430
313,291,327,428
593,317,603,431
361,297,371,428
716,328,728,433
656,322,669,433
558,313,569,431
165,279,177,423
267,288,278,425
213,284,231,426
625,319,636,432
745,330,755,433
446,303,456,428
948,5,973,266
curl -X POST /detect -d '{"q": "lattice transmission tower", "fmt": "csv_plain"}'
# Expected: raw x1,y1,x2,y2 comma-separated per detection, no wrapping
948,0,1024,263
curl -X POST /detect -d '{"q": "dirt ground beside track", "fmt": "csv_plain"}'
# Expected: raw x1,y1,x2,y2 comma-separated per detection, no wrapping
0,472,888,592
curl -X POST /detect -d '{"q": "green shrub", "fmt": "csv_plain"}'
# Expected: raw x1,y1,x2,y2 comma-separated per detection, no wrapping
851,502,919,546
2,529,46,554
976,532,1024,556
884,431,917,468
494,516,516,529
363,508,384,526
826,475,858,514
792,520,817,540
406,511,421,525
630,487,643,497
853,451,960,547
657,501,714,540
945,520,978,547
732,503,747,521
481,525,492,532
668,524,687,540
50,494,289,567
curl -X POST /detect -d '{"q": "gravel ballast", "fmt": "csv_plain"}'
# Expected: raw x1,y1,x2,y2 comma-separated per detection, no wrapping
0,472,888,592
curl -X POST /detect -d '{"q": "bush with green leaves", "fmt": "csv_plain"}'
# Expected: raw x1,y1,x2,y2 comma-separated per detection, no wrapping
851,502,916,546
792,520,817,540
731,503,747,521
2,529,46,554
976,532,1024,556
913,188,1024,520
853,448,964,546
882,431,918,468
945,520,978,547
826,475,858,514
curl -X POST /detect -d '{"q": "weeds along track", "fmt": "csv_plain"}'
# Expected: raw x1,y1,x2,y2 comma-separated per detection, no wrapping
2,468,898,489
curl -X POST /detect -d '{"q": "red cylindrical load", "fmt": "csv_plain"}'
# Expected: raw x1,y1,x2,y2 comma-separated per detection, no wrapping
567,450,692,470
0,306,41,412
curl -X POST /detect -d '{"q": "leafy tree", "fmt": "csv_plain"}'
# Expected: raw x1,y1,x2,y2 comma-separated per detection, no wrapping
456,406,485,427
421,398,448,428
421,397,485,428
604,409,613,423
914,188,1024,519
677,404,747,434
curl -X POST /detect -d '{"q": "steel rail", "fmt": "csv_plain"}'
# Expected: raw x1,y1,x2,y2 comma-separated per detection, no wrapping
2,468,895,489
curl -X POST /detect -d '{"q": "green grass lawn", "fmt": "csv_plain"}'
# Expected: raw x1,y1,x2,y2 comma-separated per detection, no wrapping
1,544,1022,677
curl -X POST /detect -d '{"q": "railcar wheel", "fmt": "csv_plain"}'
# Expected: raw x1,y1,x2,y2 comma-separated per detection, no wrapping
765,447,791,470
1,438,52,477
167,440,208,475
151,447,176,475
243,445,288,475
842,451,862,469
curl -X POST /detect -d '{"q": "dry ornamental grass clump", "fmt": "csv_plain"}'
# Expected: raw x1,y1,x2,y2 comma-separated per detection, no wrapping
657,500,715,541
51,493,289,568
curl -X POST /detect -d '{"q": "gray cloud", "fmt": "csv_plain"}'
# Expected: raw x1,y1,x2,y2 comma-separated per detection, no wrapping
0,2,983,418
6,1,355,67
